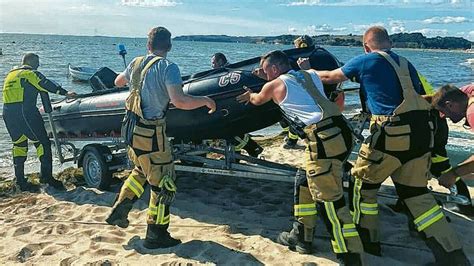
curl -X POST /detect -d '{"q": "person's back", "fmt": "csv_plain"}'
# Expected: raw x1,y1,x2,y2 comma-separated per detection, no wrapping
342,50,424,115
122,55,180,120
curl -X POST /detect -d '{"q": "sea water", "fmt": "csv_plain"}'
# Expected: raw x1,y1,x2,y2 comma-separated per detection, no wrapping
0,33,472,179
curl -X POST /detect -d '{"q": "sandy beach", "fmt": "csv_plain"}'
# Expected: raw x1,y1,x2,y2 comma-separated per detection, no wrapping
0,136,473,265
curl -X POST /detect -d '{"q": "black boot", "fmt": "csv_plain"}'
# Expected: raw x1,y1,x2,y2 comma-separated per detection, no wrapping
358,227,381,256
243,138,263,157
277,222,312,254
40,175,65,191
106,198,135,228
426,238,471,266
143,224,181,249
337,252,363,266
16,178,40,193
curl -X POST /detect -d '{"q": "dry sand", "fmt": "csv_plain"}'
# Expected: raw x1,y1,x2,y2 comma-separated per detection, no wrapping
0,136,473,265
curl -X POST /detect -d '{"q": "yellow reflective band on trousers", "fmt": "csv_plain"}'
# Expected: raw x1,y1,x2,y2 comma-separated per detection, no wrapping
288,131,299,140
125,175,145,198
294,203,317,216
282,126,289,132
324,202,348,253
342,224,359,238
13,146,27,157
234,134,249,151
414,205,444,232
352,178,363,224
360,202,378,215
13,135,28,144
36,144,44,158
148,203,170,225
432,155,449,164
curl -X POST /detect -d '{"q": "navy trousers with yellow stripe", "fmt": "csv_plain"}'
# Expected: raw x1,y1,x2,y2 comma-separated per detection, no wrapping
3,105,52,186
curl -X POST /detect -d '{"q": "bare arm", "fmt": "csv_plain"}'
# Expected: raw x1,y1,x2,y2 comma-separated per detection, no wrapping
115,73,128,88
438,155,474,188
167,84,216,113
236,80,281,106
315,68,349,84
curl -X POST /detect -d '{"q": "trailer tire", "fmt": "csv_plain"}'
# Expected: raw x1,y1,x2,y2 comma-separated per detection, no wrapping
82,147,112,190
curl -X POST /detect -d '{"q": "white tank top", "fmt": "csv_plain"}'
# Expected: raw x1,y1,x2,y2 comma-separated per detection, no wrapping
278,70,327,126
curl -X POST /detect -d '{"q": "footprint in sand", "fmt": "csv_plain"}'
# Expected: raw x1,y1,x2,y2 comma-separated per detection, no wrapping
41,244,62,256
59,256,79,266
12,226,31,236
90,233,126,244
54,223,70,235
94,248,118,256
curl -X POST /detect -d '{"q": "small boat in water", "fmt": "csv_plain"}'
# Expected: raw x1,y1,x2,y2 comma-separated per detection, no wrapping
68,64,98,82
45,46,342,142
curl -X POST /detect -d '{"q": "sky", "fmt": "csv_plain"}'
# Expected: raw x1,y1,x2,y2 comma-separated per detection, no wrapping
0,0,473,40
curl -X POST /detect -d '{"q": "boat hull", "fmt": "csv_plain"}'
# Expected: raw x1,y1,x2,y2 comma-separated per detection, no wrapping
45,46,340,142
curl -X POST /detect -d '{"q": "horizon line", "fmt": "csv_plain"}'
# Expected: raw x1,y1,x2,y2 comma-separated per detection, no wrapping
1,31,473,43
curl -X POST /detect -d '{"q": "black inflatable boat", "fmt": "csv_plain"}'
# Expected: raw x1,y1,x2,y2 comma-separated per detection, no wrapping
42,46,341,142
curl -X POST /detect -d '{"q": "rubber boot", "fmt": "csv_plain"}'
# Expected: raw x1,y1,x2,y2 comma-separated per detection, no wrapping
143,224,181,249
282,136,297,149
426,238,471,266
40,175,65,191
277,222,312,254
337,252,363,266
243,138,263,157
14,162,40,193
105,198,135,228
16,178,40,193
358,227,381,256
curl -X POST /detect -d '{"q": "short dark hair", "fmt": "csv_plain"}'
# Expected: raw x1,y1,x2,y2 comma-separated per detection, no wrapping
22,52,39,65
147,27,172,52
432,84,468,108
213,53,227,64
261,50,290,70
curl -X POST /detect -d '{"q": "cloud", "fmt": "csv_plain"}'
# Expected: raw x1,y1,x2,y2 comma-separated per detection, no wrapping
121,0,180,7
410,28,449,37
422,16,470,24
351,22,385,34
304,24,347,34
285,0,472,7
389,19,406,33
288,27,298,33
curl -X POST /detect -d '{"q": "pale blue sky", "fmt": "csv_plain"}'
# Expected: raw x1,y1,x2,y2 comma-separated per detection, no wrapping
0,0,473,40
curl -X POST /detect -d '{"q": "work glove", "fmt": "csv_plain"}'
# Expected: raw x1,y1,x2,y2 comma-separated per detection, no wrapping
157,174,177,205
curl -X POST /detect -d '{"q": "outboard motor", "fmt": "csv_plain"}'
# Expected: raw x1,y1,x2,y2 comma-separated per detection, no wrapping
89,67,118,91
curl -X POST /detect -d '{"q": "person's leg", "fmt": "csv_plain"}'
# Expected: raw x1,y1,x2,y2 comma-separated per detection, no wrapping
394,154,470,265
350,143,401,256
24,111,63,189
106,149,147,228
277,169,316,254
12,136,39,192
310,159,363,264
142,123,181,249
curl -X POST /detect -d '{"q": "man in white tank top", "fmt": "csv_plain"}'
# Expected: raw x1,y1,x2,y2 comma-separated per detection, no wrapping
237,51,364,265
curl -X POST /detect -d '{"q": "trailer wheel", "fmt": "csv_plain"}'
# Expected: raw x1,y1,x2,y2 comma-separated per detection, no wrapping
82,147,112,190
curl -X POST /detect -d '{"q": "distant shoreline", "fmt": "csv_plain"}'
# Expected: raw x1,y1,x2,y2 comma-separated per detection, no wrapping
174,33,473,51
1,32,473,51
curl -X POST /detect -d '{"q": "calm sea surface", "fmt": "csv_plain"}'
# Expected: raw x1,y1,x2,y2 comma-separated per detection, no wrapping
0,33,472,179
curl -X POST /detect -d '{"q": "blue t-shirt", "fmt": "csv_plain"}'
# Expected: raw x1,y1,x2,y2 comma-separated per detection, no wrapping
341,51,424,115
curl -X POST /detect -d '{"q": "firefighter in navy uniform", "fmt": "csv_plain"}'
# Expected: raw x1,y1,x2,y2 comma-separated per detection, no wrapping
238,51,364,265
2,53,74,192
315,26,469,265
